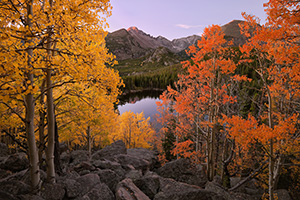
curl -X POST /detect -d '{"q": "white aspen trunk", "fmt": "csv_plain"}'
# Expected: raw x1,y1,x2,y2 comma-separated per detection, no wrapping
25,0,41,192
273,155,283,190
257,66,275,200
45,0,55,184
266,77,274,200
269,139,274,200
221,138,227,182
208,66,215,181
38,80,46,168
46,65,55,183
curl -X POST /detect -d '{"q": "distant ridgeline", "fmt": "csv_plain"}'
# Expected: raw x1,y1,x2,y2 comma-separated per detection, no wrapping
105,20,246,91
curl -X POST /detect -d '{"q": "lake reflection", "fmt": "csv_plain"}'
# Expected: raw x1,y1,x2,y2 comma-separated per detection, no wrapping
118,90,163,121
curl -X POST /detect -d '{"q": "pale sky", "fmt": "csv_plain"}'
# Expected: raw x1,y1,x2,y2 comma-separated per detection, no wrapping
106,0,268,40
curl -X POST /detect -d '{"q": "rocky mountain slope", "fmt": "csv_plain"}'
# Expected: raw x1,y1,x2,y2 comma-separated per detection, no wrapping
106,20,245,61
221,20,247,46
106,26,201,61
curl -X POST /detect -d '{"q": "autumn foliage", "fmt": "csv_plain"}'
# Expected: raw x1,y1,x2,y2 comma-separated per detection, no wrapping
110,111,154,149
0,0,122,190
0,0,299,199
156,1,300,199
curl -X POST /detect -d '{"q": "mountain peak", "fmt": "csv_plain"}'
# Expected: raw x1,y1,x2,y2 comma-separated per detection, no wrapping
221,20,246,46
127,26,139,32
221,20,244,36
106,20,245,60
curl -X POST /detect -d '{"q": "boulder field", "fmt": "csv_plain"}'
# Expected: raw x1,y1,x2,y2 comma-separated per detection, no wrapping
0,141,291,200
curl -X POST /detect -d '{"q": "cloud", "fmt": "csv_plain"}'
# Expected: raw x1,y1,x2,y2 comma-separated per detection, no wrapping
176,24,205,29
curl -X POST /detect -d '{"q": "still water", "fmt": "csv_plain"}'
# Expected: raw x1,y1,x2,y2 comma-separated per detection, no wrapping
118,90,163,121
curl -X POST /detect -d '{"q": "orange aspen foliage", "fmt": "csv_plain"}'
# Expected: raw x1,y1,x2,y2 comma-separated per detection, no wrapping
224,4,300,198
157,25,245,180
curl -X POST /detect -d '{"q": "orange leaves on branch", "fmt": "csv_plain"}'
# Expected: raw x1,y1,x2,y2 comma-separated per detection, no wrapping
171,140,195,159
156,24,245,167
223,113,299,153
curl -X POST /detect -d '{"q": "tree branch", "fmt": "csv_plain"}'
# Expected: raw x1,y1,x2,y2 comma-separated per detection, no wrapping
0,101,26,123
229,159,268,191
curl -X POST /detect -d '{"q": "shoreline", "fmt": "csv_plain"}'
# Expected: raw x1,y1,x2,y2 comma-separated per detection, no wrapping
120,88,165,96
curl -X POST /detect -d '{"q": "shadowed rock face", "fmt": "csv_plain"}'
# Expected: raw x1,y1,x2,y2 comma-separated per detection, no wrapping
156,158,208,188
0,141,268,200
91,140,127,160
154,178,225,200
0,153,29,172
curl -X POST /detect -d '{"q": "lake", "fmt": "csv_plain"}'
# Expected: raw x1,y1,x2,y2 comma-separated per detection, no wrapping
118,90,163,122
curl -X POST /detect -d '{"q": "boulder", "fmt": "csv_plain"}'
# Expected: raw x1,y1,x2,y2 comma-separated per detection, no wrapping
0,156,6,165
76,173,101,196
0,180,30,196
156,158,207,187
229,177,263,198
69,150,89,166
134,172,161,199
115,154,150,171
230,177,241,188
60,152,71,170
0,143,9,157
81,183,114,200
17,194,44,200
93,159,122,170
116,178,151,200
94,169,122,192
64,178,81,198
125,169,143,180
92,159,126,178
0,168,12,179
92,140,127,160
17,169,47,186
41,183,65,200
0,152,28,172
127,148,159,169
154,178,225,200
63,173,114,199
275,189,292,200
0,190,18,200
59,142,68,153
205,181,239,200
63,170,80,179
74,161,95,174
206,180,262,200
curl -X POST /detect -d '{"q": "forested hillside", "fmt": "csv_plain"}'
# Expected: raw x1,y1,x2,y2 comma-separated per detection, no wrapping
0,0,299,200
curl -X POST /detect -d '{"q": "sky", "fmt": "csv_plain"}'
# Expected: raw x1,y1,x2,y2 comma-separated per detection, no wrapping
106,0,268,40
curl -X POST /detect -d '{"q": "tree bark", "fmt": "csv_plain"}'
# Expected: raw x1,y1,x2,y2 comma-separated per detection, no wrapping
54,119,62,175
87,126,91,158
45,0,55,184
229,159,268,191
266,81,274,200
269,139,274,200
273,155,283,190
38,80,46,168
46,64,55,183
25,0,41,192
